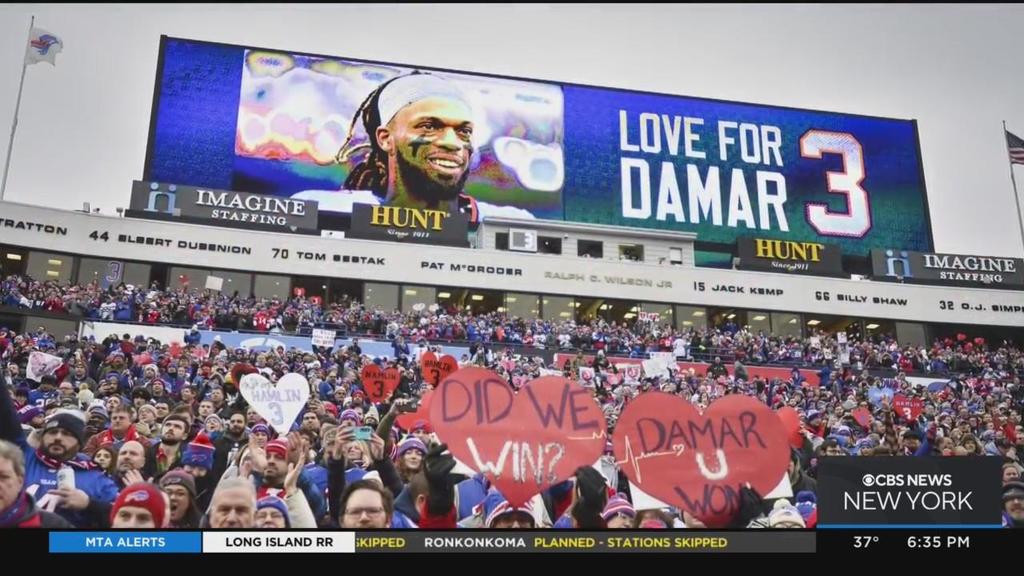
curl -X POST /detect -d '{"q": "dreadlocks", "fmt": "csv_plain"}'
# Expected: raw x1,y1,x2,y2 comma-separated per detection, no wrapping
336,72,427,198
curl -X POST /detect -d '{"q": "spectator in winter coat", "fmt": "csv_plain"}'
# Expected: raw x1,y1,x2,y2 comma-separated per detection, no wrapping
0,386,119,528
0,439,73,528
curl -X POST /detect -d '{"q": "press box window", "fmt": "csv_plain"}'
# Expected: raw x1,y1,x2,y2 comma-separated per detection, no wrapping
619,244,644,262
538,236,562,255
495,232,509,251
669,247,684,265
578,240,603,259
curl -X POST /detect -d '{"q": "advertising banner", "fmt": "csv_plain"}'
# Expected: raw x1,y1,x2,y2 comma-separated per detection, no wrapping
871,249,1024,288
128,180,319,233
737,237,844,276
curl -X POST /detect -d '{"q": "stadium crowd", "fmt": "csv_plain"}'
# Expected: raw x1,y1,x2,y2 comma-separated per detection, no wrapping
3,273,1021,377
1,275,1023,530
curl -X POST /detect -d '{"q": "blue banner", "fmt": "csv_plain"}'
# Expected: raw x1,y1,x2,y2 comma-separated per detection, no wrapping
50,532,202,554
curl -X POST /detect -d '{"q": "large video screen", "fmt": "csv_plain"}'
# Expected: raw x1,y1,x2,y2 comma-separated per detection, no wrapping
145,37,932,255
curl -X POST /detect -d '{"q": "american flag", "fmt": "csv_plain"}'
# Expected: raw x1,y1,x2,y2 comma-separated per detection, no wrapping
1008,130,1024,165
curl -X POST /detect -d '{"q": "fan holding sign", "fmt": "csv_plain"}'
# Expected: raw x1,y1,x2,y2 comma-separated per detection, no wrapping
430,367,607,508
239,372,310,435
612,393,790,528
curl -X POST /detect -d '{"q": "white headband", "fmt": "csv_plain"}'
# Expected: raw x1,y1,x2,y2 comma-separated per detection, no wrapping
376,74,472,126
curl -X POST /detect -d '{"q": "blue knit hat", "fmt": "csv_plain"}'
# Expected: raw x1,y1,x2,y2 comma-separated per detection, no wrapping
182,432,215,471
396,437,427,460
256,496,291,528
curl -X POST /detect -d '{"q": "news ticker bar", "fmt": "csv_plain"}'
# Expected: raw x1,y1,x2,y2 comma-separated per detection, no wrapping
44,531,813,554
35,529,1021,554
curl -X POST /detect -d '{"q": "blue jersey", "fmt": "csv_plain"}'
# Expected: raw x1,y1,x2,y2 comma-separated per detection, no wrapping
303,462,329,499
27,389,58,409
16,436,119,527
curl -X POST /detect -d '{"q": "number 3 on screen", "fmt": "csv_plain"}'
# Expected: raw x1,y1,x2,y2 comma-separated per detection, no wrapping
800,130,871,238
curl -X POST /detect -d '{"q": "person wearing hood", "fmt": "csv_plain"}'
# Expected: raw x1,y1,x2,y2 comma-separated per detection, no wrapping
180,432,217,511
84,405,149,456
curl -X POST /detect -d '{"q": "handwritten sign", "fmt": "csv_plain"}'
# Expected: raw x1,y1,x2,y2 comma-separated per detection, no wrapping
430,367,607,507
420,352,458,388
892,395,924,422
776,407,804,450
615,363,643,382
311,328,335,348
361,365,401,403
239,372,310,435
852,407,873,428
641,358,669,379
612,393,789,528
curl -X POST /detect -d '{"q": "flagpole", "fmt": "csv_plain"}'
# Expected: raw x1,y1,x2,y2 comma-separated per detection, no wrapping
1005,120,1024,256
0,15,34,202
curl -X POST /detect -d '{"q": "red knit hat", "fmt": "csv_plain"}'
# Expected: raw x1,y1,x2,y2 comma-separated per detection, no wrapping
266,438,289,460
111,483,166,528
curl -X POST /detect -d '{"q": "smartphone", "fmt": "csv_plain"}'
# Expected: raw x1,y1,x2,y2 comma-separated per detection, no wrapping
354,426,374,441
57,467,76,491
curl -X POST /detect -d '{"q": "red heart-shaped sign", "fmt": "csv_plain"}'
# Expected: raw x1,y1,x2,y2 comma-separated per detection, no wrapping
776,407,804,450
431,367,607,507
396,390,434,431
613,392,789,527
892,395,923,422
361,365,401,403
420,352,459,388
852,407,873,428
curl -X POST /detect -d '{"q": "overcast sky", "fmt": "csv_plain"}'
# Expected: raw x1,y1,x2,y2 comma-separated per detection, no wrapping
0,4,1022,256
